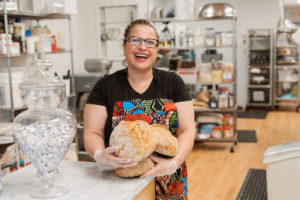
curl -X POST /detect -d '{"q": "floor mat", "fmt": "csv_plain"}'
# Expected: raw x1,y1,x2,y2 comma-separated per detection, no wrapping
236,168,267,200
237,112,268,119
237,130,257,142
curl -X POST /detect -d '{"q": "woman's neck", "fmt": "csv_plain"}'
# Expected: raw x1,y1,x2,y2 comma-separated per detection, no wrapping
127,67,153,94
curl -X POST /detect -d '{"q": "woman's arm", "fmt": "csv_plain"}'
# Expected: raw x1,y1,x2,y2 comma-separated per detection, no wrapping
83,104,108,157
83,104,137,168
173,100,195,166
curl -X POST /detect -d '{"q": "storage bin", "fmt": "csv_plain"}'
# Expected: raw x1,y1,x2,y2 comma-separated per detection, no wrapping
263,140,300,200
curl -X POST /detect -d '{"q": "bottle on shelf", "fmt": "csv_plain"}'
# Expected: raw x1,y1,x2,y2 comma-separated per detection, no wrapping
218,87,229,109
56,32,65,51
209,85,219,109
159,24,173,47
186,28,194,47
215,31,222,47
179,30,187,47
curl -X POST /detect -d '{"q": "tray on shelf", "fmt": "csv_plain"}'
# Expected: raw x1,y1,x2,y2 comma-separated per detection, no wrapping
193,106,236,113
0,11,70,19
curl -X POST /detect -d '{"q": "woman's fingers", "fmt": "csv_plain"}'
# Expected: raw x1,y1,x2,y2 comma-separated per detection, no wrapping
105,146,118,154
140,166,159,178
119,161,138,168
149,155,163,163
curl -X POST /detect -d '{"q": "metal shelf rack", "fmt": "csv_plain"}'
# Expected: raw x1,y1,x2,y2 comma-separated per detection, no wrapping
0,2,76,122
152,16,238,152
273,28,300,110
246,29,274,109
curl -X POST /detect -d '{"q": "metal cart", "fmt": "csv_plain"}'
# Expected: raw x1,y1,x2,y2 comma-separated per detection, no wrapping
246,29,274,110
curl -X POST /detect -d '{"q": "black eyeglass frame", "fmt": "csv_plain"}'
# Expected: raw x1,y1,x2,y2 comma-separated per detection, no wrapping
124,36,159,48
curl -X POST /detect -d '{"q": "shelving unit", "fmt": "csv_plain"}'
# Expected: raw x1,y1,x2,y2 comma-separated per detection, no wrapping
0,1,76,170
273,28,300,110
246,29,273,109
0,6,76,122
152,15,238,152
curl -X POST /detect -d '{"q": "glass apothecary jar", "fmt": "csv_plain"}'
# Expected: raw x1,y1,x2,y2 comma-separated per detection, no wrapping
13,59,76,199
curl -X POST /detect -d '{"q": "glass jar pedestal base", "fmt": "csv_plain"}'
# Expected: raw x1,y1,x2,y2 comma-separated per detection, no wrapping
29,185,68,199
28,170,68,199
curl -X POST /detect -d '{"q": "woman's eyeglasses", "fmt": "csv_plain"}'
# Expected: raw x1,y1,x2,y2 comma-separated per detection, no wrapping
125,36,158,48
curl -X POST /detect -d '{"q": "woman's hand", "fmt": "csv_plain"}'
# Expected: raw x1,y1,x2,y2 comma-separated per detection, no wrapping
140,155,180,178
94,146,137,169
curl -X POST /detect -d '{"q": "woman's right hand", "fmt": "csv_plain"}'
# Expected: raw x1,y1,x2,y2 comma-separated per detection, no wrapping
94,146,137,169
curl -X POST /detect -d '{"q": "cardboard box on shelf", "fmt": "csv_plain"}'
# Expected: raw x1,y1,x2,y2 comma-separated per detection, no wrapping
0,143,18,167
177,68,198,84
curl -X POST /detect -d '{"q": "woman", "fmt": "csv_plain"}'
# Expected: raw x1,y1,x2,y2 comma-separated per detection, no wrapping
83,19,195,200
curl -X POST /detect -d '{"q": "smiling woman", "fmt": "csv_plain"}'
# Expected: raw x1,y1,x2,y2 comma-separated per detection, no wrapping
83,19,195,200
122,20,158,75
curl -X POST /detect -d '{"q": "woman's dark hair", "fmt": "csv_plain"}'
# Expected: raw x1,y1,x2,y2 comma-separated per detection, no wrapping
123,19,159,45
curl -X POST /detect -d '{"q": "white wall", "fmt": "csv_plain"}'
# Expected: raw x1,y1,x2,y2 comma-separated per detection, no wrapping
51,0,281,107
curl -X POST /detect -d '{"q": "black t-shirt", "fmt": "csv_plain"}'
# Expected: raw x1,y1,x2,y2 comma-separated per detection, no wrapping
86,67,191,146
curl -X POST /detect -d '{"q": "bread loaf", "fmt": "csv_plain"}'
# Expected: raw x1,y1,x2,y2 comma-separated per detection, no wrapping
152,124,177,156
114,157,155,177
109,120,157,162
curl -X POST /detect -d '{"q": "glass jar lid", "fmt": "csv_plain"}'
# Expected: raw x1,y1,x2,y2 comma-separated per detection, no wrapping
21,59,65,90
20,59,66,108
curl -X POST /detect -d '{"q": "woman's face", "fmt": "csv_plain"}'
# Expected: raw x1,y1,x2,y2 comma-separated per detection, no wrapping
123,25,157,72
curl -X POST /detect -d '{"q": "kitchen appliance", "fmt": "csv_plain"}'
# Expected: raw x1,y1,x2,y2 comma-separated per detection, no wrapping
198,3,235,19
84,58,112,73
75,58,112,160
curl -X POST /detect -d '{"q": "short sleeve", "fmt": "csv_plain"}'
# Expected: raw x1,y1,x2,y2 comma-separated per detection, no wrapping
86,77,107,106
172,72,191,103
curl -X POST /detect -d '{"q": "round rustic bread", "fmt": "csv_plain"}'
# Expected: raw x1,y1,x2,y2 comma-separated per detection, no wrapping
152,124,178,156
114,157,155,177
109,120,157,162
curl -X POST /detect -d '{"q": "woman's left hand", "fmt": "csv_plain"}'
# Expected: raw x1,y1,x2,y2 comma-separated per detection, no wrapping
140,155,179,178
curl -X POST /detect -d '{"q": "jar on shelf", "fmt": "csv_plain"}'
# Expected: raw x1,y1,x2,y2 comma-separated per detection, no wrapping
222,114,233,127
205,27,215,47
13,59,76,199
211,126,222,139
223,126,234,139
